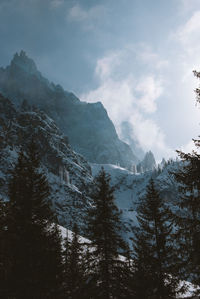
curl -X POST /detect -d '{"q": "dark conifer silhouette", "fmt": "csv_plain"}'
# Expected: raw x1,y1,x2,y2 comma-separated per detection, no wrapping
86,167,127,299
0,198,8,298
173,70,200,288
45,222,64,299
173,148,200,284
63,223,86,299
7,142,63,298
132,179,180,299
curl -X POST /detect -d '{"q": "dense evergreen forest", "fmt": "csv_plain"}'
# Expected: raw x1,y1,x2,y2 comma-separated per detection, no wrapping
0,74,200,299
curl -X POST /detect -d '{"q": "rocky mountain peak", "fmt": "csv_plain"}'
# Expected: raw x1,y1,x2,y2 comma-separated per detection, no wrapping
142,151,156,171
0,52,139,169
10,50,39,76
137,150,156,173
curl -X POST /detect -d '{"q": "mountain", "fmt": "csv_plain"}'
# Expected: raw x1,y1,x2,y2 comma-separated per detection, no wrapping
0,51,178,244
0,93,93,231
0,93,179,242
137,150,156,172
0,50,138,169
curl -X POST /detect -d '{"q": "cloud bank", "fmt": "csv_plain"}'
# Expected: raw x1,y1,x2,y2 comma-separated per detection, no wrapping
81,47,174,160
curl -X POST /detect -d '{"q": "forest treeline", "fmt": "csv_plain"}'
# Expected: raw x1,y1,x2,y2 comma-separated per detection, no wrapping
0,138,200,299
0,73,200,299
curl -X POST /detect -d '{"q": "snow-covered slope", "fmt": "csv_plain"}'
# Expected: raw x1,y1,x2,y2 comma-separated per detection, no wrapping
0,94,93,231
0,92,180,238
91,161,180,241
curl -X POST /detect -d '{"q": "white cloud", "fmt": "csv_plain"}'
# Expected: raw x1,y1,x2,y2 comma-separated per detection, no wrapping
50,0,64,8
68,4,88,21
135,76,163,113
179,139,197,154
128,113,174,158
82,75,135,125
178,0,200,14
67,3,106,30
174,10,200,78
95,51,122,81
81,49,173,160
138,46,169,69
172,10,200,99
177,10,200,47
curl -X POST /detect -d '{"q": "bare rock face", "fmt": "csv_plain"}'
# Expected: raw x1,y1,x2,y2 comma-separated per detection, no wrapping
0,51,138,169
137,151,156,173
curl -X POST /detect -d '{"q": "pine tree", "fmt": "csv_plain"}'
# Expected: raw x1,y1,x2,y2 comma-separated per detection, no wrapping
172,70,200,287
173,148,200,286
132,179,180,299
86,167,127,299
6,143,63,299
45,222,64,299
63,223,86,299
0,198,8,298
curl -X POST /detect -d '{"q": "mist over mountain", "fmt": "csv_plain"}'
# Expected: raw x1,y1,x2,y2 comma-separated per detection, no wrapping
0,50,164,238
120,121,145,160
0,53,189,271
0,51,176,239
0,51,139,169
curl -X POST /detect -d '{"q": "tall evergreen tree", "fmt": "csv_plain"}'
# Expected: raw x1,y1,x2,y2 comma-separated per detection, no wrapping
0,198,8,298
63,223,86,299
86,167,127,299
173,70,200,288
173,145,200,286
45,222,64,299
7,143,63,299
132,179,180,299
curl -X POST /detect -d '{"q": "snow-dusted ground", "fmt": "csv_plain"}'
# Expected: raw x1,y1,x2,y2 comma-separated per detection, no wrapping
177,280,200,298
90,163,200,298
59,225,198,298
91,163,173,239
91,163,147,222
91,162,180,231
59,225,125,261
59,225,90,244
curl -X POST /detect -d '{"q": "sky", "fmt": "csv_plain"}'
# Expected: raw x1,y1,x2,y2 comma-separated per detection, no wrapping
0,0,200,161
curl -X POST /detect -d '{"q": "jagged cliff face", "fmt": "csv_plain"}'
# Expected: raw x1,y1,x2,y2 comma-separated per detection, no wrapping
0,51,138,168
137,150,156,172
0,94,93,230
